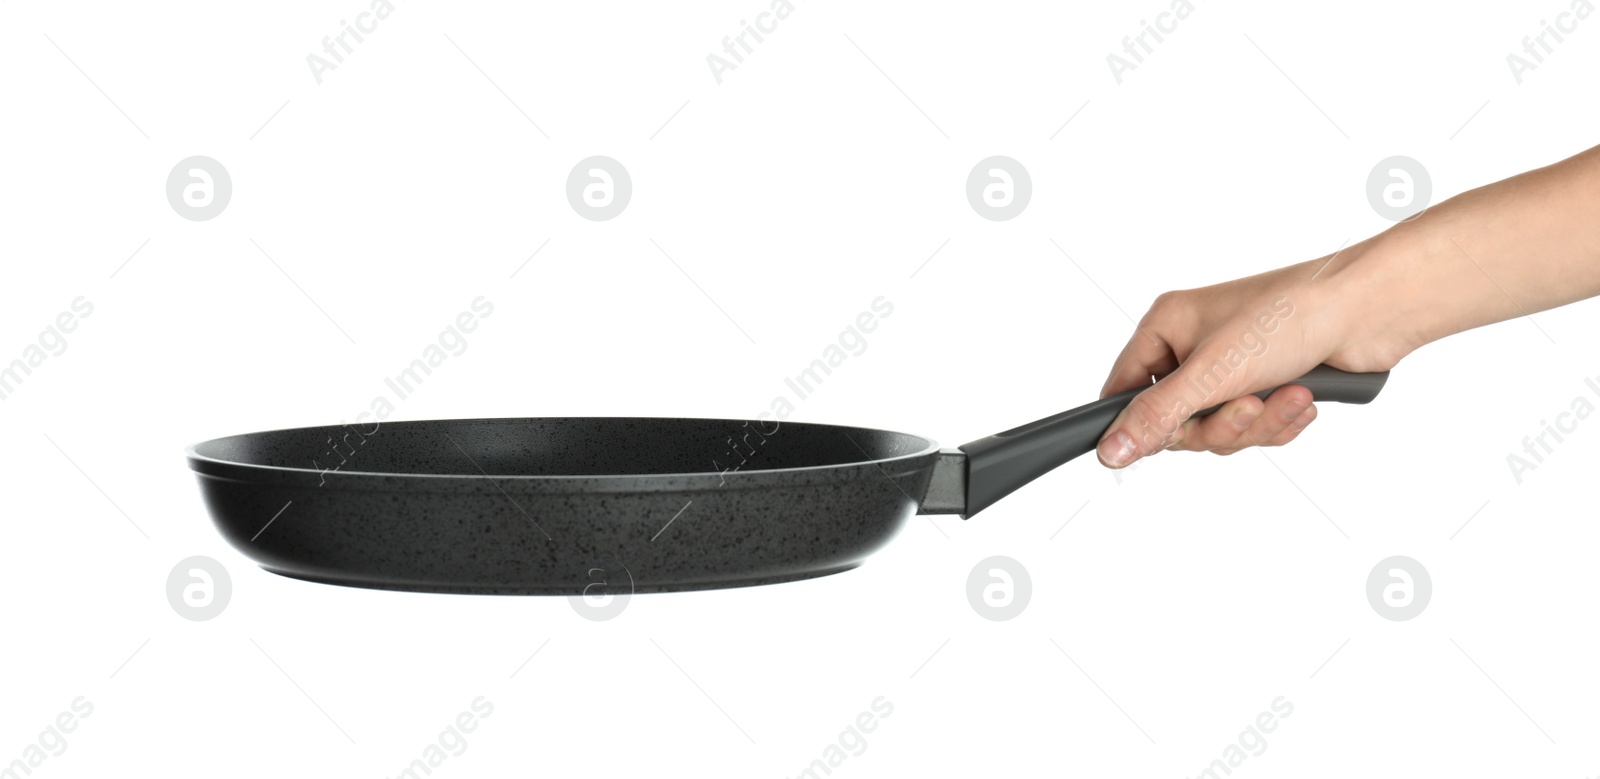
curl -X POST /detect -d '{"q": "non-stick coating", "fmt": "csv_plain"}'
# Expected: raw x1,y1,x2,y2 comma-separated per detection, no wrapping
188,418,941,594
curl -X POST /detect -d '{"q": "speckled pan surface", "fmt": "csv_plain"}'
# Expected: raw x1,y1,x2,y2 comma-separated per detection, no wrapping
187,417,941,594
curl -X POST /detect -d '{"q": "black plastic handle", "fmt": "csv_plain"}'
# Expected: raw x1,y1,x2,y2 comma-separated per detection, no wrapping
956,365,1389,518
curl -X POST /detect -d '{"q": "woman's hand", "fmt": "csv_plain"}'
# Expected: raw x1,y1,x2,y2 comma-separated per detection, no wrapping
1095,244,1411,469
1096,143,1600,469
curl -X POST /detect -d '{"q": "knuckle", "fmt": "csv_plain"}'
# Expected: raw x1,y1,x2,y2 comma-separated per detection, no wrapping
1142,290,1188,326
1150,290,1187,311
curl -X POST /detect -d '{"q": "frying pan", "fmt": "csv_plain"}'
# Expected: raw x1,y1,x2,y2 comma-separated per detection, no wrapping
187,365,1388,594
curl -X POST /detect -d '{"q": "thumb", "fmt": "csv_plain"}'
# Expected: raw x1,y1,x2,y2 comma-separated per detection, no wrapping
1095,349,1258,468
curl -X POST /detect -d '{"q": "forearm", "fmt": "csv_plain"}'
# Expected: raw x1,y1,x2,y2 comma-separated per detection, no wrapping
1331,144,1600,356
1098,144,1600,468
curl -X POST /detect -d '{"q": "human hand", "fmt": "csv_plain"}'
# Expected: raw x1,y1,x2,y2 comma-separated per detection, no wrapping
1094,247,1408,469
1095,143,1600,469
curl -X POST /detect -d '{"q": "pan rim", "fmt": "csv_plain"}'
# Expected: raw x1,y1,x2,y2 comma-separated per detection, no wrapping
185,415,942,487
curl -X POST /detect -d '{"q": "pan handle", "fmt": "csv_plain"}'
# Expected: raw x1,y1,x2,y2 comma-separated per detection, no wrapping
952,365,1389,518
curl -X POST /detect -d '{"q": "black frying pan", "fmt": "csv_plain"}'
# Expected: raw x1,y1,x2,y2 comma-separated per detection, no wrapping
187,365,1387,594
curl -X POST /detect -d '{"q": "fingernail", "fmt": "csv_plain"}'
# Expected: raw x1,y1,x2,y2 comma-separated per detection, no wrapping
1098,430,1139,468
1233,409,1260,431
1289,404,1317,430
1280,399,1310,423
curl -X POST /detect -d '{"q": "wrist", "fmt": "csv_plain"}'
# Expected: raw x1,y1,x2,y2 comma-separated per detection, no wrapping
1310,226,1441,370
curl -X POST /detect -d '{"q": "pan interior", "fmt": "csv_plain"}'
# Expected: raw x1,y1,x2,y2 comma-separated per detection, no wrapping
191,417,936,477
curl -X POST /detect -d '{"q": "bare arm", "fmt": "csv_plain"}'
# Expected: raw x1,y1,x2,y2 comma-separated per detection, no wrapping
1096,143,1600,469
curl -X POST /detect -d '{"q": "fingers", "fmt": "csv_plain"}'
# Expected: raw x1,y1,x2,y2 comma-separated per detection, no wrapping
1095,290,1323,468
1095,371,1204,468
1101,292,1208,398
1169,394,1265,453
1099,326,1178,398
1096,356,1319,468
1169,385,1316,455
1251,385,1317,448
1096,333,1267,467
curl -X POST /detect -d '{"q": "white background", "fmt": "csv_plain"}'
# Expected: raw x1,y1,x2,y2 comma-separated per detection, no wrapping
3,1,1598,776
